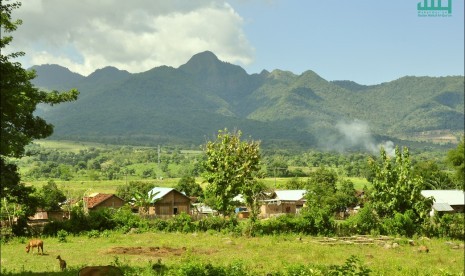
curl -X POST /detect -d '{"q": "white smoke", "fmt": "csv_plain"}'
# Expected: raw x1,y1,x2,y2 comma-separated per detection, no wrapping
335,120,395,156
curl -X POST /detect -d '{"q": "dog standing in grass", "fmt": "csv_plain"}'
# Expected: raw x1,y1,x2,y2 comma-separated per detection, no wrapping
56,255,67,271
25,239,44,255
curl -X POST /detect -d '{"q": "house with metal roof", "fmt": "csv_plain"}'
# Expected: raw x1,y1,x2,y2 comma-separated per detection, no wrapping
146,187,191,217
259,190,307,218
421,190,465,216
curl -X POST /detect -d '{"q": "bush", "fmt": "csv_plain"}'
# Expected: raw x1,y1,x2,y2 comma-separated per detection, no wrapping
341,204,380,235
112,205,142,229
381,210,416,237
433,213,465,240
88,208,116,231
166,212,193,232
57,229,68,243
86,230,100,238
326,255,371,276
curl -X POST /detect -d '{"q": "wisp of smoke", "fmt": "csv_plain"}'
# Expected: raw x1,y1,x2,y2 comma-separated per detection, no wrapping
335,120,395,156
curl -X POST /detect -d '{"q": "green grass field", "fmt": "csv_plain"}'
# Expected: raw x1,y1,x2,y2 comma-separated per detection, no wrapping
1,232,463,275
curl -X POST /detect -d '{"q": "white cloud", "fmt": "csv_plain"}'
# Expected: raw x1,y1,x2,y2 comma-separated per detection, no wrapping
6,0,254,75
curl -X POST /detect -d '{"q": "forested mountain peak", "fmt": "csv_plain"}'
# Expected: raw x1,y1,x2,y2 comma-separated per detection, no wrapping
30,64,84,89
29,51,464,149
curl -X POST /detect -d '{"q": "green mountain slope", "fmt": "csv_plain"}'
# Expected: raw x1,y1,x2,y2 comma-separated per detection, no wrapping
30,51,464,149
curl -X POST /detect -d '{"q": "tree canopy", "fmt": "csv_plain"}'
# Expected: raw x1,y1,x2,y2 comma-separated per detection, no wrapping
0,1,79,208
446,138,464,189
202,129,262,215
368,146,433,224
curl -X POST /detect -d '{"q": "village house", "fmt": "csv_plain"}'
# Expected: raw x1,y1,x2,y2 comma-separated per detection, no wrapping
421,190,465,216
83,193,125,213
259,190,307,218
146,187,191,218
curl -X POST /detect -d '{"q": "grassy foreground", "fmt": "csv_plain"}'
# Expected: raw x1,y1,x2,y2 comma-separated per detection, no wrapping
1,231,463,275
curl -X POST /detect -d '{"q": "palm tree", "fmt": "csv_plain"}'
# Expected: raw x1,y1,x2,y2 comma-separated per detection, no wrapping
132,190,160,218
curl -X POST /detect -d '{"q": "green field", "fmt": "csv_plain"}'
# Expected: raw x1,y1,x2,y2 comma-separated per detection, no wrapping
23,175,370,197
1,232,463,275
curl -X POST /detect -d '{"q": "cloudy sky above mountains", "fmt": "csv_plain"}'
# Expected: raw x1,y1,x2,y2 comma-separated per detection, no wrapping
5,0,464,84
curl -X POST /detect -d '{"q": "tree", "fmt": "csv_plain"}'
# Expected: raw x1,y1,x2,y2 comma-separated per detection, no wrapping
304,167,338,212
240,179,266,235
132,190,159,218
202,129,262,215
116,181,154,202
175,176,204,198
0,1,79,209
368,146,433,224
447,138,464,190
37,180,66,211
412,160,456,190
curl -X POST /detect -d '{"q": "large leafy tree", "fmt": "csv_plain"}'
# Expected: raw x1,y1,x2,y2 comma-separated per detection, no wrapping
0,1,79,210
368,146,433,224
304,167,338,211
202,129,262,215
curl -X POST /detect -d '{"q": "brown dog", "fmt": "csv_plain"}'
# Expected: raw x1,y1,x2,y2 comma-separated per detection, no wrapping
25,239,44,254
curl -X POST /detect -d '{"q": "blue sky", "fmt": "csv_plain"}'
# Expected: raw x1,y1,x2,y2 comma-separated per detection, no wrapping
6,0,464,85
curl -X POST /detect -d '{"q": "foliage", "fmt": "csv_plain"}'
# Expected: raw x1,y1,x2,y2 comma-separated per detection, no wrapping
175,175,204,198
368,146,433,225
36,180,66,211
132,190,159,218
304,167,341,213
253,213,335,236
341,203,381,235
240,179,267,235
381,210,417,237
446,138,464,189
0,1,78,216
203,129,262,215
334,179,358,211
112,205,144,229
279,176,306,189
412,160,457,190
431,213,465,240
56,229,68,243
327,255,371,276
116,181,155,202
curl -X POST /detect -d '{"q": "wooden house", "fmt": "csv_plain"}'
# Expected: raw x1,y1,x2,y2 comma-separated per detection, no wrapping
83,193,125,212
147,187,191,218
259,190,306,218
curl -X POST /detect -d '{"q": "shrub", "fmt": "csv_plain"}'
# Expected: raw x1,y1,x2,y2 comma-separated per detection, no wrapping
112,205,142,229
342,204,380,235
434,213,465,240
326,255,371,276
381,210,416,237
167,212,193,232
57,229,68,243
86,229,100,238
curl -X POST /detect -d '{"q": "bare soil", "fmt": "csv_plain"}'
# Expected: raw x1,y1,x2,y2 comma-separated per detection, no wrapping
105,246,218,257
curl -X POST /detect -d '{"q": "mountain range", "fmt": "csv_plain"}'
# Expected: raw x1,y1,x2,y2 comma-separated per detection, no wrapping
30,51,464,151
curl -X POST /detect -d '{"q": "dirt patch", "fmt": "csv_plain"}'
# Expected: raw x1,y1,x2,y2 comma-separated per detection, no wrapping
106,246,187,257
